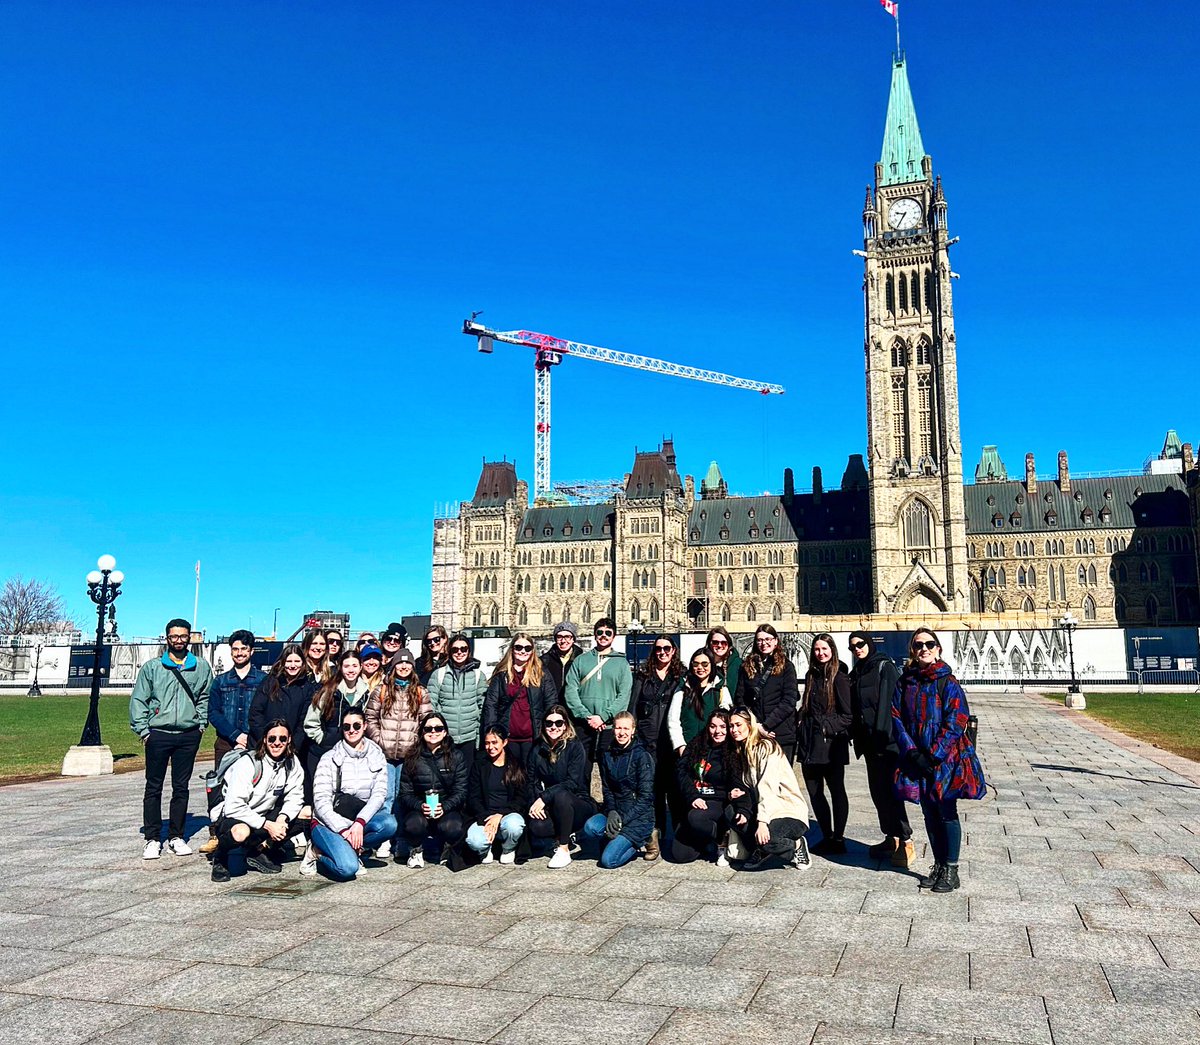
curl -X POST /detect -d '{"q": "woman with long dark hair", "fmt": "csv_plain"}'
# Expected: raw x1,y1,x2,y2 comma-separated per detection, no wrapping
248,645,316,745
629,634,685,860
483,634,556,769
303,650,370,783
427,633,487,765
417,625,449,686
893,628,986,894
672,709,734,865
705,626,741,696
726,706,811,871
668,648,732,753
734,624,800,762
465,725,529,864
526,704,595,869
797,633,853,854
398,710,468,868
301,630,330,685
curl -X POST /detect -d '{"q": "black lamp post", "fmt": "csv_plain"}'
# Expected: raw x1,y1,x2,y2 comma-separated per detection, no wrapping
80,555,124,746
1059,609,1080,695
27,643,43,697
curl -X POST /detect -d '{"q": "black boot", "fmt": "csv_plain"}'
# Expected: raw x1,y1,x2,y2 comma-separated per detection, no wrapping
210,858,231,883
932,864,960,893
918,862,944,889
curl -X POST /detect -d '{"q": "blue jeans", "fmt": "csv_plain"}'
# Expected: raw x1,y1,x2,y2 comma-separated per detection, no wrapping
385,762,403,833
920,795,961,864
581,813,639,869
465,813,525,855
312,811,397,881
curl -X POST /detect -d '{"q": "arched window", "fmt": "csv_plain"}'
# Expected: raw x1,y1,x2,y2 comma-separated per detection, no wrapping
649,568,657,587
518,604,528,626
1115,595,1127,620
909,272,920,314
720,603,731,622
1083,595,1096,621
1139,563,1148,583
1021,596,1034,614
1150,563,1160,582
746,603,757,622
543,604,552,625
998,567,1006,588
899,270,909,311
772,602,782,621
472,605,482,626
581,600,592,623
1145,595,1159,623
1028,565,1037,587
1087,564,1097,586
648,598,660,622
991,597,1005,613
891,339,904,367
886,274,896,315
489,603,499,626
603,571,610,590
901,499,933,551
630,599,641,622
1078,564,1087,586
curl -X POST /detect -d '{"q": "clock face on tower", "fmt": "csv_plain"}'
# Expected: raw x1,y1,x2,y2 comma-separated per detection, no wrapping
888,197,923,230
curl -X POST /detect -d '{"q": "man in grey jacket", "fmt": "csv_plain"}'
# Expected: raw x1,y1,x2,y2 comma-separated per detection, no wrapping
129,618,213,859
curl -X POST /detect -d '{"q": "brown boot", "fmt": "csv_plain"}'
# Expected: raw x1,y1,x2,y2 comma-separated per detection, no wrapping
198,834,219,856
891,839,915,868
643,829,660,861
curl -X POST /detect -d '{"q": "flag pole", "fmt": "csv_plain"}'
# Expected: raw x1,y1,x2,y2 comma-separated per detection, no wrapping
896,3,901,54
193,560,201,636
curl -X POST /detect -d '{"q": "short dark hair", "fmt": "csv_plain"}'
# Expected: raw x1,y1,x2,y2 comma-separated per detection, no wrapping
229,629,255,648
165,618,191,634
594,617,617,634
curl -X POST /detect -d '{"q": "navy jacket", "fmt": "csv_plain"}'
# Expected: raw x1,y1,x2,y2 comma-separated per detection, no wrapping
599,739,656,847
208,665,267,744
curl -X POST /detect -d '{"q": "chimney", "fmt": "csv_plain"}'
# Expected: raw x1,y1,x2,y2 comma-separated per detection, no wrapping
662,439,676,468
783,468,795,508
1183,442,1195,475
812,466,823,505
1025,453,1037,495
684,475,695,502
1057,451,1070,493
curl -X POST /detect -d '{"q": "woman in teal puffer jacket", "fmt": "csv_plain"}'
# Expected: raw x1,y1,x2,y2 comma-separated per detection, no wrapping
427,634,488,764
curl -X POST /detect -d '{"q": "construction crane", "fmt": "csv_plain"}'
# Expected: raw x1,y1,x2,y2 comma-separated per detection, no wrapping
462,319,785,503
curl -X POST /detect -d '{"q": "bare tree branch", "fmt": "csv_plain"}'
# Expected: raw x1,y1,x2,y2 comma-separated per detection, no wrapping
0,576,75,636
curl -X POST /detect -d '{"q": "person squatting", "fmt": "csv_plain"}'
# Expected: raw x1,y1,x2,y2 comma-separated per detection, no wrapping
132,617,985,894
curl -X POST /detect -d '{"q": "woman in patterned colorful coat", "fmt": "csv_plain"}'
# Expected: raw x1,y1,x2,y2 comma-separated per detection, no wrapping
891,627,985,895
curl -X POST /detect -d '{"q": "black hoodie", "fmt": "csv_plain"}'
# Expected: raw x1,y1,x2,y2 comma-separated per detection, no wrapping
848,633,901,757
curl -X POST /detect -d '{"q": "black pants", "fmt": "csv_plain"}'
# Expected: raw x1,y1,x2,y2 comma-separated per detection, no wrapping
802,761,849,841
864,751,912,841
731,815,807,859
143,727,202,841
574,722,613,775
648,747,681,836
214,810,305,859
403,810,466,853
671,799,727,863
777,742,797,764
528,789,595,846
507,740,533,769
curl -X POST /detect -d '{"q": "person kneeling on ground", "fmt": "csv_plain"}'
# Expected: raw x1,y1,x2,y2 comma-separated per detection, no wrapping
210,718,306,882
581,711,655,869
465,725,530,864
305,706,394,880
727,706,812,871
398,711,468,868
526,705,596,869
672,709,734,865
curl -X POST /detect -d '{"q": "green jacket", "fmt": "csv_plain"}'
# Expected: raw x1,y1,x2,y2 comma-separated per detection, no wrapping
427,659,488,745
564,648,632,724
129,652,213,737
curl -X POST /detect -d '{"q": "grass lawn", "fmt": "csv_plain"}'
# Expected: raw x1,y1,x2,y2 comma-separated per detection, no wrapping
0,693,215,784
1056,692,1200,762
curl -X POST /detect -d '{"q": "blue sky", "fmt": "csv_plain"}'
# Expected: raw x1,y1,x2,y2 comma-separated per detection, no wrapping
1,1,1196,639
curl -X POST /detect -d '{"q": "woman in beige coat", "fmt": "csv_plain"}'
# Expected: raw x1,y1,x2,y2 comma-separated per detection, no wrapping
726,706,811,871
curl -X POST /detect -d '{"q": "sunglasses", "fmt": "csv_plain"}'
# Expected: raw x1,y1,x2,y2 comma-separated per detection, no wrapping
342,721,365,732
423,725,447,734
544,718,566,727
513,643,533,652
383,637,401,644
654,645,673,652
327,640,342,646
709,639,729,647
756,638,776,645
450,646,470,653
912,640,938,652
849,640,868,651
425,636,444,644
265,734,288,744
595,629,614,637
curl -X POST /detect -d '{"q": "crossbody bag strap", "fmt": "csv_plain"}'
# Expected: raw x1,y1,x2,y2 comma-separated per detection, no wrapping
167,665,199,708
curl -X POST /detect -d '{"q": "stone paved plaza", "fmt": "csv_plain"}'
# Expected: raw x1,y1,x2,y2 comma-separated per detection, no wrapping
3,691,1200,1044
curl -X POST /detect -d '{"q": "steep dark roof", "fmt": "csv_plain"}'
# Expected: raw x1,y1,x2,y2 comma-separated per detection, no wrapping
472,461,518,507
625,441,683,499
517,506,613,543
964,473,1189,535
688,489,869,545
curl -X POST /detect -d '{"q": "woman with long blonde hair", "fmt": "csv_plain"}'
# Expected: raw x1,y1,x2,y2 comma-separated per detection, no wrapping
483,634,555,768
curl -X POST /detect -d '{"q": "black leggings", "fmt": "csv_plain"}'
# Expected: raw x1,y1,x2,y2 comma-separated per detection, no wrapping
802,762,849,841
527,789,595,846
671,799,728,863
214,813,305,857
403,811,466,851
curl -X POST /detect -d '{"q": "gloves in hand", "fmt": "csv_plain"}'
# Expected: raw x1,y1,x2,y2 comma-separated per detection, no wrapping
906,750,937,779
604,810,624,839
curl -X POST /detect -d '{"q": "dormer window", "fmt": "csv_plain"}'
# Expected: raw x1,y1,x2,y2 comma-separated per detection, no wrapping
562,523,573,536
1081,507,1093,524
723,510,731,520
1015,493,1025,505
719,527,730,540
986,495,996,507
1010,513,1022,528
764,524,774,538
582,523,592,535
543,526,553,536
749,526,759,538
1073,491,1083,502
748,508,755,518
1045,510,1057,526
524,527,534,538
690,529,700,541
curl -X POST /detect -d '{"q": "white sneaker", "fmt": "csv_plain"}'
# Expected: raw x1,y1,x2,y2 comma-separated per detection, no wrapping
165,837,193,857
292,835,308,854
567,833,581,855
791,837,812,870
299,848,318,876
547,847,572,870
716,849,730,868
356,858,368,876
481,849,495,864
407,850,425,869
142,839,162,860
377,839,392,859
499,849,517,865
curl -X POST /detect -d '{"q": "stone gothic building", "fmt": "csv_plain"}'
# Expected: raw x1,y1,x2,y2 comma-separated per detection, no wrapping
432,55,1200,635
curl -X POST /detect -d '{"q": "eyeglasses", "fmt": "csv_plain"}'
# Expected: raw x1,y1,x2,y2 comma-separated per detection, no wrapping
450,645,470,654
595,629,614,637
912,640,939,652
654,644,673,652
265,734,288,743
422,725,447,735
849,640,868,651
513,644,533,652
342,722,365,733
555,633,574,640
544,718,566,727
756,637,776,645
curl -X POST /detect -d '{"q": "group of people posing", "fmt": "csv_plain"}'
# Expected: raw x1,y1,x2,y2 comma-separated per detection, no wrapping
130,617,985,895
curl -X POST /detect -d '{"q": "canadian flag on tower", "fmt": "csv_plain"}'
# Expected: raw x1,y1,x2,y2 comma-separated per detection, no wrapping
880,0,898,16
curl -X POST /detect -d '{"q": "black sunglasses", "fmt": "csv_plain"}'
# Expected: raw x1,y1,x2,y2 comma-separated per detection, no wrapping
544,718,566,727
423,724,447,734
450,645,470,653
342,721,365,732
912,640,938,651
595,629,614,637
849,640,868,650
512,643,533,652
654,644,673,652
265,734,288,743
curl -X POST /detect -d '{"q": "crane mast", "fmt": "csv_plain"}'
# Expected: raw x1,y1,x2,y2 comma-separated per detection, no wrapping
463,319,785,503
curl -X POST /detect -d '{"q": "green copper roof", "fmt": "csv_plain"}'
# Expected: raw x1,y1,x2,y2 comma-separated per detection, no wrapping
975,445,1008,483
1161,429,1183,459
701,461,723,492
880,55,926,186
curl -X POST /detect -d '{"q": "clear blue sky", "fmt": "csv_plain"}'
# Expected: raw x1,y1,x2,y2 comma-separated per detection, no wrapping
2,1,1196,638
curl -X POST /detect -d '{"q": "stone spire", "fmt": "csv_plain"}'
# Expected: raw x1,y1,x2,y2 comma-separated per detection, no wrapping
879,54,927,186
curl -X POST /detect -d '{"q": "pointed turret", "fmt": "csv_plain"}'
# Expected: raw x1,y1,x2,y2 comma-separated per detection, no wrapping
879,54,927,186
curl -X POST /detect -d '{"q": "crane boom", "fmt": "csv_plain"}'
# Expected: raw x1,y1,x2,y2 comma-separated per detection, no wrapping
462,318,785,503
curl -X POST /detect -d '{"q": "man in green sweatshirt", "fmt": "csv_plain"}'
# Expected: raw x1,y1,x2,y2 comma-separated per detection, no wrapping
563,617,632,772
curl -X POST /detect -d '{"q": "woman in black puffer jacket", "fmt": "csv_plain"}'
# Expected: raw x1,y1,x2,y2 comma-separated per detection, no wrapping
526,704,596,870
797,633,853,855
672,709,734,865
734,624,800,762
398,711,468,868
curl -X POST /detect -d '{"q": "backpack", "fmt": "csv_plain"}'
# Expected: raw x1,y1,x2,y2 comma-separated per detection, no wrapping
204,748,263,816
934,676,979,750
